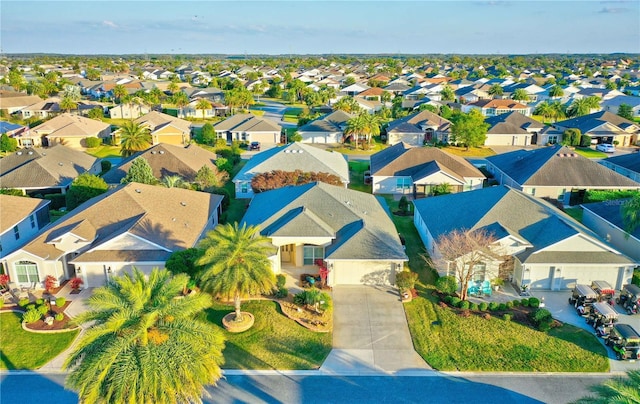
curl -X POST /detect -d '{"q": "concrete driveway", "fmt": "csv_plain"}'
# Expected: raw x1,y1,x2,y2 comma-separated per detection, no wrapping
320,285,430,375
532,291,640,372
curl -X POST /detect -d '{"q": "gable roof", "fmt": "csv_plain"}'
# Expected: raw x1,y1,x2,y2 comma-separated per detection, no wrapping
468,99,529,109
213,113,281,132
386,109,452,134
31,113,110,138
0,195,50,235
102,143,218,184
135,111,191,134
554,111,639,134
0,144,98,189
370,143,484,181
601,153,640,174
582,198,640,240
298,110,354,133
413,186,633,265
486,145,640,188
241,182,407,261
233,142,349,183
485,111,545,135
17,183,223,262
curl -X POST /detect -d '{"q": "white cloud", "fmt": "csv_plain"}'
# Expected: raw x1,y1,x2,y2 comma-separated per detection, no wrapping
102,20,118,29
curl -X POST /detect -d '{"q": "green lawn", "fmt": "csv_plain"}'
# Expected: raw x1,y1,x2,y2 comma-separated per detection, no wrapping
220,160,248,225
0,312,79,370
283,107,305,118
442,146,496,157
49,209,69,223
348,161,371,193
86,145,121,158
404,298,609,371
202,300,332,370
574,147,607,158
564,207,584,223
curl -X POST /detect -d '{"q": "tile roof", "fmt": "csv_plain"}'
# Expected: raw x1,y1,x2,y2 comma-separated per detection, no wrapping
233,142,349,184
241,182,407,261
0,145,98,189
468,99,528,109
102,143,218,184
0,195,50,235
19,183,223,262
486,145,640,188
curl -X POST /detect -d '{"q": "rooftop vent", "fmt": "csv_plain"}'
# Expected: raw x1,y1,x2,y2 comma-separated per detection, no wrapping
159,150,165,154
151,151,156,154
58,162,63,166
135,189,141,193
16,151,22,155
28,151,33,155
284,150,291,153
180,202,187,206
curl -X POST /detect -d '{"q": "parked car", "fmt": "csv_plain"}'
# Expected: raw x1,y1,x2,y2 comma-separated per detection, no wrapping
596,143,615,153
591,280,615,304
605,324,640,360
250,141,261,151
568,284,598,315
586,302,619,338
363,170,372,185
616,284,640,315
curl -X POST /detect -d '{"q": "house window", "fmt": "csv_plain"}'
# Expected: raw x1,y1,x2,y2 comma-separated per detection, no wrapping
30,215,36,228
15,261,39,283
13,226,20,240
241,182,248,194
548,135,558,144
472,263,487,282
396,178,411,191
303,246,324,265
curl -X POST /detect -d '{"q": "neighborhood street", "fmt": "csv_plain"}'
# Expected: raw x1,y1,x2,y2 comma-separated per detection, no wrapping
0,371,613,404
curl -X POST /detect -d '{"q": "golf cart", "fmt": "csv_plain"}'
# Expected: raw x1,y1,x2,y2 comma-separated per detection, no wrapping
616,284,640,315
586,302,619,338
591,280,615,305
568,284,598,316
605,324,640,361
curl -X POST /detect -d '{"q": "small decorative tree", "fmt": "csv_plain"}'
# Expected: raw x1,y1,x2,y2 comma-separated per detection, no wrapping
0,274,9,289
44,275,57,294
395,270,418,294
70,277,83,291
398,196,409,215
435,275,458,295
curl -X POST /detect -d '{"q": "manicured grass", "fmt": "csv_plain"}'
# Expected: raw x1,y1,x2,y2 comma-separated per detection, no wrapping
573,147,607,158
86,145,121,158
49,209,69,223
442,146,496,157
220,160,248,225
249,110,265,117
0,312,79,370
404,298,609,372
564,207,584,223
283,107,305,118
202,300,332,370
348,161,371,193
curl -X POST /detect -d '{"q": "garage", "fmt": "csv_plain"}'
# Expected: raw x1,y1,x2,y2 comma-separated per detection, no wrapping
331,261,398,286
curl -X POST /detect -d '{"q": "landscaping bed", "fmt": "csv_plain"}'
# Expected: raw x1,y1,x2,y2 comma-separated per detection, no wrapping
23,301,76,331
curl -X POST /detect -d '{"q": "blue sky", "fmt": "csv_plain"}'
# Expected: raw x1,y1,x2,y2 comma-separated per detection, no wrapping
1,1,639,55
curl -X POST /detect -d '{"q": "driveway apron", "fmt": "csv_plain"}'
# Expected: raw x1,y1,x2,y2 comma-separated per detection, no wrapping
320,285,431,375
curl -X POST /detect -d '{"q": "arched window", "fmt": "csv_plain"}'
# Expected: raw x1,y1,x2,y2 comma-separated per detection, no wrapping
15,261,39,283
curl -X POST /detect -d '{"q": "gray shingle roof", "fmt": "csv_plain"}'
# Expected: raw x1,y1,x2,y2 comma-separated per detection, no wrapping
486,145,640,188
554,111,638,134
601,153,640,175
485,111,545,135
386,110,451,135
298,110,353,133
241,182,407,261
233,142,349,184
214,113,280,132
581,198,640,239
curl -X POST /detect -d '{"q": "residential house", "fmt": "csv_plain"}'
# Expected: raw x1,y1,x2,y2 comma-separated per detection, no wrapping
0,122,40,148
240,182,408,286
214,113,281,145
553,111,639,147
485,145,640,205
599,153,640,183
30,113,111,149
0,195,50,258
179,98,228,119
109,103,151,119
455,87,490,103
0,144,101,195
1,183,224,289
297,110,353,144
0,90,42,115
413,185,636,291
463,99,531,117
102,143,219,185
340,83,370,96
232,142,349,199
385,109,452,146
484,111,555,146
601,95,640,119
132,111,192,146
184,87,225,103
370,142,485,196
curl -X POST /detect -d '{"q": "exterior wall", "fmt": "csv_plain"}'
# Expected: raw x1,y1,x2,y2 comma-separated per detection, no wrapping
46,136,84,150
76,262,166,288
0,211,47,257
152,127,188,146
109,105,150,119
246,131,280,144
582,208,640,262
542,234,605,252
2,252,65,289
522,263,631,291
372,175,413,195
484,134,532,147
599,162,640,183
299,131,342,144
330,260,400,286
234,180,254,199
387,132,423,147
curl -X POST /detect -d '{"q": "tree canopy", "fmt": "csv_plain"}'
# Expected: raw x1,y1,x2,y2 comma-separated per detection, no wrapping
251,170,344,193
0,133,18,152
450,110,489,149
118,120,152,157
617,103,634,120
66,173,109,210
121,157,157,185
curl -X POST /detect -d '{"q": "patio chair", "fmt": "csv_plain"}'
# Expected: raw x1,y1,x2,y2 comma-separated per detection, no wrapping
467,285,479,296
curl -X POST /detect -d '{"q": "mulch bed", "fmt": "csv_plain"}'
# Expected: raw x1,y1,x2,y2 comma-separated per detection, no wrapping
23,301,77,331
276,296,332,333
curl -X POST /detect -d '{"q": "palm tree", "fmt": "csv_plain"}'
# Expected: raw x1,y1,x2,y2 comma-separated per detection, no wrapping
344,114,366,148
567,98,592,117
59,96,77,113
548,85,564,98
162,175,187,188
362,113,381,144
197,223,276,322
440,85,455,101
622,194,640,235
113,84,127,104
149,86,164,105
573,370,640,403
488,84,504,97
172,92,190,119
64,268,225,404
195,98,212,119
168,81,179,94
118,120,152,157
549,100,567,121
511,88,530,104
334,96,361,114
534,102,554,122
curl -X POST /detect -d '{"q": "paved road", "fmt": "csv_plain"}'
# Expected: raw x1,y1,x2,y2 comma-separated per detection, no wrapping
0,371,612,404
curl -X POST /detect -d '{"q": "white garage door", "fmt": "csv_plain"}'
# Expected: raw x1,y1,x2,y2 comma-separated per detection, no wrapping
333,261,396,285
83,266,107,289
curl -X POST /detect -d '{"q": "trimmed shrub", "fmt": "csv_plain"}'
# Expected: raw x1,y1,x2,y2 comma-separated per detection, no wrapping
579,134,591,147
458,300,470,310
478,302,488,311
530,308,553,331
529,297,540,308
26,303,35,311
520,298,530,307
276,274,286,288
435,275,458,295
469,302,478,311
85,137,102,148
511,299,520,307
488,302,499,311
36,298,44,305
101,160,112,173
22,309,41,324
450,297,461,307
503,313,513,322
18,298,30,307
443,295,453,305
37,304,49,316
275,286,288,299
498,303,507,311
55,313,64,322
505,301,514,309
44,193,67,209
0,299,3,309
56,297,66,307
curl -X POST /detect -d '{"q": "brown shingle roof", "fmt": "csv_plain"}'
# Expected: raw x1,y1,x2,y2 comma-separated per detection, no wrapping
135,111,191,134
0,195,50,234
32,113,110,138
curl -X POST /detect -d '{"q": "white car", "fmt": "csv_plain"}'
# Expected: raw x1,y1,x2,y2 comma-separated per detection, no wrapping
596,143,615,153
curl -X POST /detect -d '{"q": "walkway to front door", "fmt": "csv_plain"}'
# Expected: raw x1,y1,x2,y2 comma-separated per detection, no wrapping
320,285,431,375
